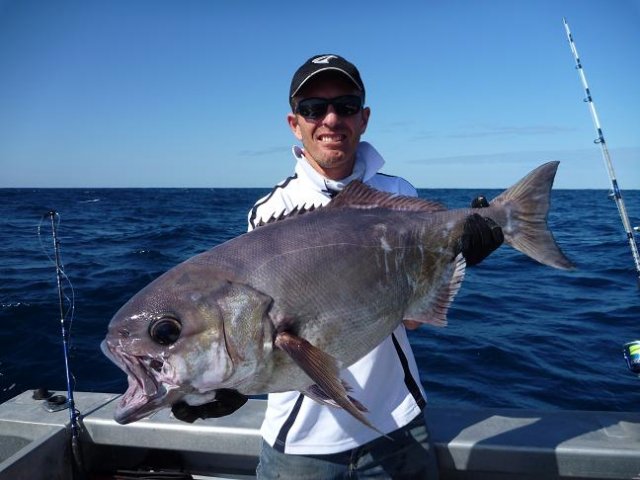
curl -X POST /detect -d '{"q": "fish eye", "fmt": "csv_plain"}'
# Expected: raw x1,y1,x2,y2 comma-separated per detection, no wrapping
149,317,182,345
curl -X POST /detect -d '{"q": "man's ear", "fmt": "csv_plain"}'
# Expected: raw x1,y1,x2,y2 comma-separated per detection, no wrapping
287,113,303,141
360,106,371,135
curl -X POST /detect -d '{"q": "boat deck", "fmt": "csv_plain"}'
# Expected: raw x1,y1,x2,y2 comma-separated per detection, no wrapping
1,390,639,479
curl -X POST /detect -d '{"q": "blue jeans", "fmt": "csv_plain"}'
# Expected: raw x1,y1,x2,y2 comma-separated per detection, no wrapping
256,413,439,479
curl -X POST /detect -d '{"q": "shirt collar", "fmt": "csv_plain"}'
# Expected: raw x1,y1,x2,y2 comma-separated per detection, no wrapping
292,141,385,193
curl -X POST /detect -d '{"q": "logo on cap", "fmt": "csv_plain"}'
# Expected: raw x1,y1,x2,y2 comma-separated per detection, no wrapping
312,55,338,64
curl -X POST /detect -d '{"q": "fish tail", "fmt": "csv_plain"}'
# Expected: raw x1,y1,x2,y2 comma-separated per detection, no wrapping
490,161,574,270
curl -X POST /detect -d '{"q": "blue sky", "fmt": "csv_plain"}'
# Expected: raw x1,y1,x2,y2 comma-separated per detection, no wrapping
1,0,638,189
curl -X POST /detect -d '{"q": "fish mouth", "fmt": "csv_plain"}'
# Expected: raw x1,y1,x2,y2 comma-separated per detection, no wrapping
101,340,173,424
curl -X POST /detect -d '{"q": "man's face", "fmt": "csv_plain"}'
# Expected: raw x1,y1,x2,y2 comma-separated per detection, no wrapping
288,73,370,180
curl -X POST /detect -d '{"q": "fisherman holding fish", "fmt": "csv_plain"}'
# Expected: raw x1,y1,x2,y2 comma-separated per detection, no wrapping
102,53,575,479
242,55,503,479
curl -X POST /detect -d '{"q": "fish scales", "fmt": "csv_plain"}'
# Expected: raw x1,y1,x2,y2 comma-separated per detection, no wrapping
193,207,450,354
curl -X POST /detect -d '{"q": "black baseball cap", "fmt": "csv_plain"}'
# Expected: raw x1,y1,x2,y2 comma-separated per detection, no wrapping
289,54,365,107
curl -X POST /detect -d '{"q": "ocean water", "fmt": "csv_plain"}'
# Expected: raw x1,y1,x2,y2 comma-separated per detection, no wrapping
1,186,639,412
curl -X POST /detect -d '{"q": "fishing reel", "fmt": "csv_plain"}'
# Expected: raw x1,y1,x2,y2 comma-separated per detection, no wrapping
623,340,640,375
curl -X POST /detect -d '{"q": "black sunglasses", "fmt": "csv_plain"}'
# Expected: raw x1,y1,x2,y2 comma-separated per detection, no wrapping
294,95,363,120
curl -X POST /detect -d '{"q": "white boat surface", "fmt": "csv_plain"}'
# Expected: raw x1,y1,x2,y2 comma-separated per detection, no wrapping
0,389,639,479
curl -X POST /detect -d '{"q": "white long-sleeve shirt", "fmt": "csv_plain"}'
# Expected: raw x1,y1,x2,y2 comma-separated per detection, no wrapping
247,142,426,455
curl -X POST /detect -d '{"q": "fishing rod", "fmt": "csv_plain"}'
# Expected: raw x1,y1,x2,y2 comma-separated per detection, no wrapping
563,17,640,289
46,211,86,478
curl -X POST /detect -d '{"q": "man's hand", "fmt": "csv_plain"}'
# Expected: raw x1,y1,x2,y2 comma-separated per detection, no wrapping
171,389,248,423
458,196,504,266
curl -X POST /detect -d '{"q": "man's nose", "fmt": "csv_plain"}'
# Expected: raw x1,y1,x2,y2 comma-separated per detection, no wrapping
321,105,340,126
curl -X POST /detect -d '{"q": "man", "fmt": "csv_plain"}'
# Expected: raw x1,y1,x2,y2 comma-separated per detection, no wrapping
172,53,502,478
246,54,503,479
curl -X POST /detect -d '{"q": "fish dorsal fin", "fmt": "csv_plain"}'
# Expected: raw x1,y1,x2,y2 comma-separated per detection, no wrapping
329,180,446,213
403,253,466,327
255,204,318,228
255,181,444,229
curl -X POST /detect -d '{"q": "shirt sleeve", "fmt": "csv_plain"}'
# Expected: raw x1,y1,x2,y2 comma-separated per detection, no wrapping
247,189,290,232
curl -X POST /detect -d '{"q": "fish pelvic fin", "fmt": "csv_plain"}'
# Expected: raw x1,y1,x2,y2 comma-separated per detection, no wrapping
404,253,466,327
491,161,574,270
274,331,384,435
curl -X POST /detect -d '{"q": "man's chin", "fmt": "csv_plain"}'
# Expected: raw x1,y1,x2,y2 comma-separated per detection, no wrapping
311,152,356,177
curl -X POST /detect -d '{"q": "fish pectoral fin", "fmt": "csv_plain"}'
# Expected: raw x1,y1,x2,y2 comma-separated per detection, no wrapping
404,253,466,327
274,331,380,433
303,382,368,412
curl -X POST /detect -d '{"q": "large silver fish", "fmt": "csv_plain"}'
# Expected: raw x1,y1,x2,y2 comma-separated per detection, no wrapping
102,161,573,429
